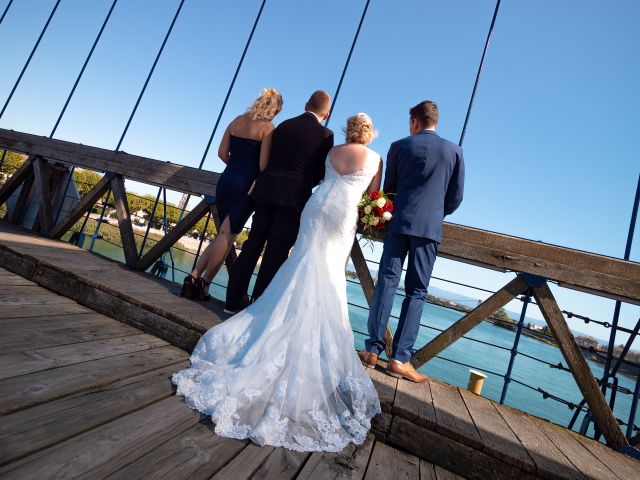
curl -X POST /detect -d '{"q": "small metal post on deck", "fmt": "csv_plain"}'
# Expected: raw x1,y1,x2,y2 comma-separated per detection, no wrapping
500,287,532,404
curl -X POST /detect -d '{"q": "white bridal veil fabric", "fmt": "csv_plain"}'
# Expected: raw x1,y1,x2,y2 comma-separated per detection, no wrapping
172,156,381,452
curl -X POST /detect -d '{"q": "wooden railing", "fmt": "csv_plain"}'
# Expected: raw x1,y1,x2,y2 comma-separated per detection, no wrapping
1,127,639,450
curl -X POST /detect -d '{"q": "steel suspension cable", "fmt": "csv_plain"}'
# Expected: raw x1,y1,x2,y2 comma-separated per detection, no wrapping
88,0,186,252
326,0,370,126
458,0,501,146
0,0,62,119
0,0,14,26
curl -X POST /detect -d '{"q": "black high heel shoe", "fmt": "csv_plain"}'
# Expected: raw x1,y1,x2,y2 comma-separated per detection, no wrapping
194,277,212,301
180,274,197,298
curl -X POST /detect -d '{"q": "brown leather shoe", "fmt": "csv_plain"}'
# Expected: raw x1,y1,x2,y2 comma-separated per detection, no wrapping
358,351,378,368
386,359,429,383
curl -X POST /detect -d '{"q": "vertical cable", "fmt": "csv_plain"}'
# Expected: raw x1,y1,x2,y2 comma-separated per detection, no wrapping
0,0,62,119
53,0,118,224
458,0,501,147
0,0,15,26
88,0,186,252
326,0,370,126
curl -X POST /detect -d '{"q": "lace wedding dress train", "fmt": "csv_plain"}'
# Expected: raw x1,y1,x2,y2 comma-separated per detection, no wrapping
172,156,381,452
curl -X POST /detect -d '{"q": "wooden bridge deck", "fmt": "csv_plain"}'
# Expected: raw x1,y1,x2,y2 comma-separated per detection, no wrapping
0,223,639,480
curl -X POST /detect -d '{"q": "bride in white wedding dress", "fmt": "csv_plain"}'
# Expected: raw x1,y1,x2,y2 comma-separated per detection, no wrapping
173,113,383,452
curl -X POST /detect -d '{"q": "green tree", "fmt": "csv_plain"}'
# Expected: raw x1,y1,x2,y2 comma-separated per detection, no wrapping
494,307,512,322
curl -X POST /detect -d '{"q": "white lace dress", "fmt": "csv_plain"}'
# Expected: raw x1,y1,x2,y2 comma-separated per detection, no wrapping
172,156,381,452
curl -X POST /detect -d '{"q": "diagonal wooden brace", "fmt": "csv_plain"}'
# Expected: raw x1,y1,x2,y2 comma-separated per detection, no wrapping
137,199,210,272
532,283,628,450
32,156,53,235
49,173,113,239
411,275,529,368
0,155,34,207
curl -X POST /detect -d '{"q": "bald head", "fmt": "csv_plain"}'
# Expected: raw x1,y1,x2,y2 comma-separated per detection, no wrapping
305,90,331,119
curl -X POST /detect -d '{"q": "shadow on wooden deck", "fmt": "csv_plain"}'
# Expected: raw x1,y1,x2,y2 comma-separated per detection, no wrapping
0,222,639,480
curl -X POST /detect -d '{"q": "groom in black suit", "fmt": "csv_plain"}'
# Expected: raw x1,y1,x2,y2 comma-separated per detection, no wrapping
225,90,334,313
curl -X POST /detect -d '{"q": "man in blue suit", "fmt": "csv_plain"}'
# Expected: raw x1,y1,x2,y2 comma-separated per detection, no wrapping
359,101,465,382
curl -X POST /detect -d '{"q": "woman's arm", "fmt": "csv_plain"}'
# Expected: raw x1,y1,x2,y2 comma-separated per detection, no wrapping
259,126,274,172
217,120,235,163
367,157,383,193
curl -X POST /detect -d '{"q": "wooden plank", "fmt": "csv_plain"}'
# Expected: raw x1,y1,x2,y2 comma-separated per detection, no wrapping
0,274,34,286
458,387,534,473
210,443,275,479
529,416,621,480
367,366,398,413
137,199,209,272
297,433,375,480
532,283,628,450
420,459,437,480
0,292,76,305
104,420,246,480
0,345,186,415
0,396,200,479
49,172,112,239
364,441,420,480
32,156,53,235
0,313,139,353
492,402,587,480
393,377,438,431
109,174,138,268
568,429,640,479
0,303,92,319
387,416,520,480
351,239,393,357
250,447,310,480
0,362,186,466
412,276,528,367
429,379,483,450
0,333,168,380
0,128,219,196
0,154,33,206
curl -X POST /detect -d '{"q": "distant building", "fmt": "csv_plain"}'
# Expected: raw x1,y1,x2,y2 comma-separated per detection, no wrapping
575,336,598,349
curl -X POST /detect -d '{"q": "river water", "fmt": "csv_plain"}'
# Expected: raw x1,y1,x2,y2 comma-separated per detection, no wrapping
86,237,637,436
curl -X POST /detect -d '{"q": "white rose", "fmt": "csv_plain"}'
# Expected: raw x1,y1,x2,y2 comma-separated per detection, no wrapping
382,211,392,221
364,205,372,214
369,216,379,226
360,216,368,224
376,197,386,208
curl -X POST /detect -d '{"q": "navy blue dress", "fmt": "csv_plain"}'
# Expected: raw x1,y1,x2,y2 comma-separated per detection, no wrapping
215,134,262,234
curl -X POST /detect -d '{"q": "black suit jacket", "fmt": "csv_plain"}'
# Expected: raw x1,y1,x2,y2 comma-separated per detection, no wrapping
251,112,334,209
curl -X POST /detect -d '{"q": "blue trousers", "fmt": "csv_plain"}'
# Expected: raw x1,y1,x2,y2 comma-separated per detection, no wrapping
365,233,438,363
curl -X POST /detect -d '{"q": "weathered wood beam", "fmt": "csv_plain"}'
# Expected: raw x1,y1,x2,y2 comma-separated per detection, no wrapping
32,156,53,235
9,172,35,225
363,223,640,305
531,283,628,450
49,173,112,239
411,275,529,368
0,154,34,207
137,199,210,272
350,239,394,358
110,175,137,268
0,128,219,197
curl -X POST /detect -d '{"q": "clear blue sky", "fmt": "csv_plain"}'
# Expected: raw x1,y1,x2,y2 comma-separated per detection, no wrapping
1,0,639,346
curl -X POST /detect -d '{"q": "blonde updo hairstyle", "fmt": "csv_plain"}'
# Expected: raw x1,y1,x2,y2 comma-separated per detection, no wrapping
248,88,283,121
344,113,377,145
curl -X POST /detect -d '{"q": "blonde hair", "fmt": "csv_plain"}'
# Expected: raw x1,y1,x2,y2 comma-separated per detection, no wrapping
248,87,283,121
344,113,377,145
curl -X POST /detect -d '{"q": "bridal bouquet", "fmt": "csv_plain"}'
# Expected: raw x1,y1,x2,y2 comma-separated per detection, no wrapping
357,191,393,236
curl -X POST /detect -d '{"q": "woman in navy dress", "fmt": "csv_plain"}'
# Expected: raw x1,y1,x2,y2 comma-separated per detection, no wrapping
182,88,282,300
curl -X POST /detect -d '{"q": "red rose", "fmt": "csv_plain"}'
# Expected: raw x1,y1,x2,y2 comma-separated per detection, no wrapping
373,207,383,217
369,191,381,200
358,210,364,218
384,201,394,213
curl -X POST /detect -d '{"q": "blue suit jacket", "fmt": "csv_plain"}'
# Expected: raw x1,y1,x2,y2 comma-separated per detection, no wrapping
383,130,465,242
